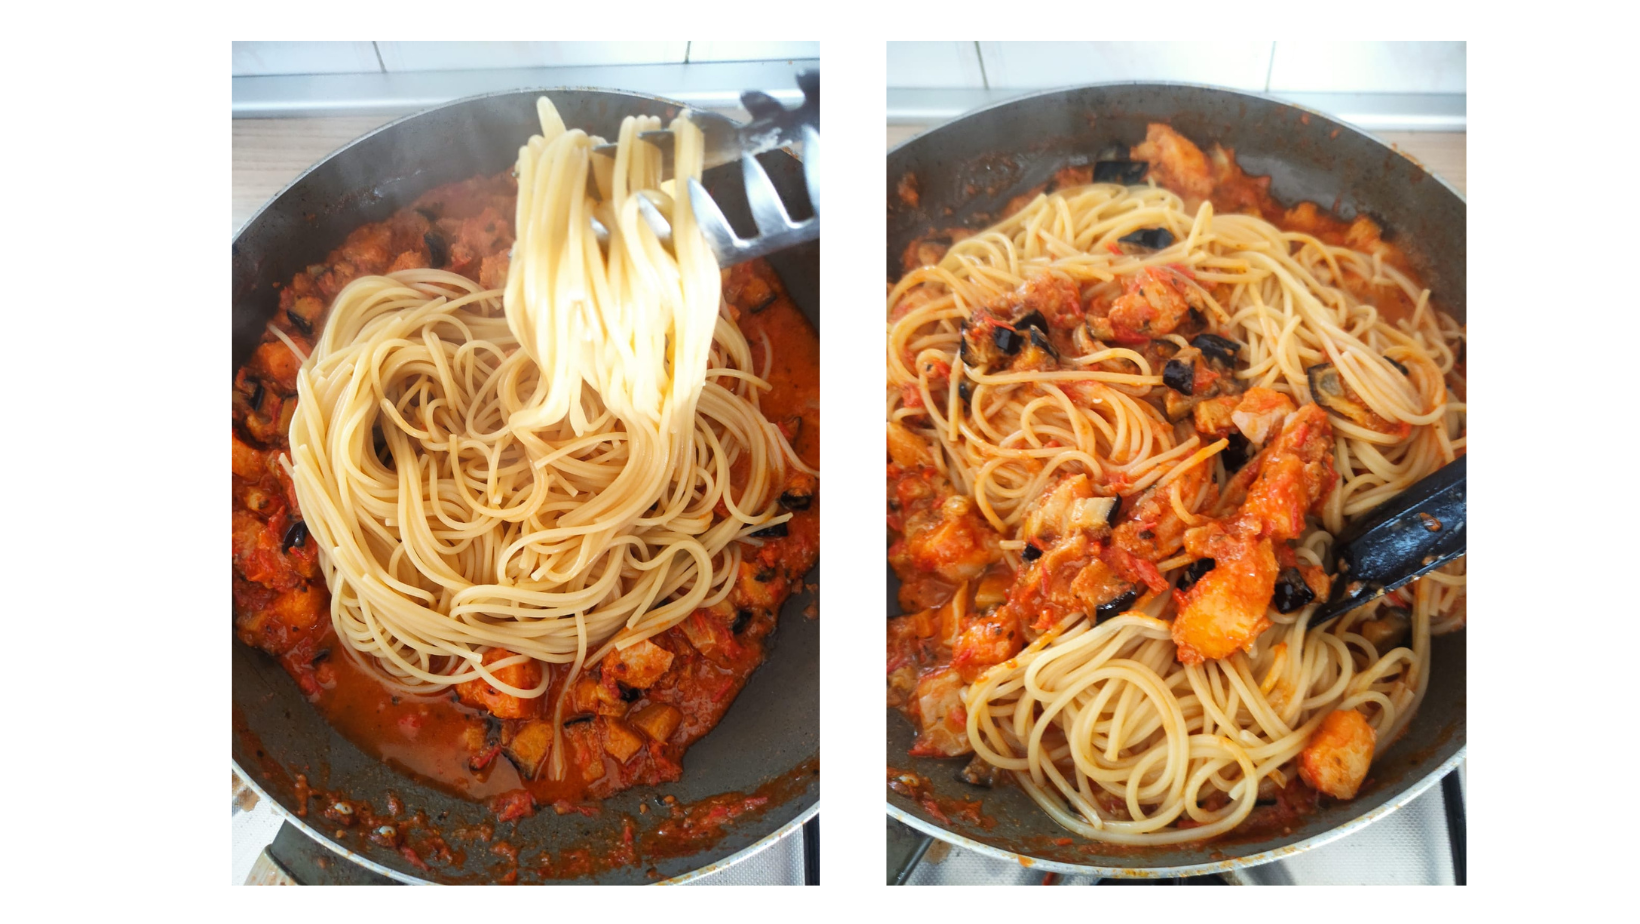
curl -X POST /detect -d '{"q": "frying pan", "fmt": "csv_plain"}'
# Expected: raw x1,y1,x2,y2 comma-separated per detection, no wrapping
233,88,819,885
885,83,1465,878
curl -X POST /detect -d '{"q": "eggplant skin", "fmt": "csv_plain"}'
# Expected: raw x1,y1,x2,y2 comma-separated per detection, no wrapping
1163,358,1196,395
1178,558,1216,592
1119,227,1175,250
1095,586,1141,623
1272,567,1315,613
1093,160,1149,184
992,326,1024,354
424,231,449,267
1192,333,1241,366
1307,362,1390,431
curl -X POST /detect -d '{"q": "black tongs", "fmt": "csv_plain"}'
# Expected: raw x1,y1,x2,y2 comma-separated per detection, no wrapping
1312,455,1466,626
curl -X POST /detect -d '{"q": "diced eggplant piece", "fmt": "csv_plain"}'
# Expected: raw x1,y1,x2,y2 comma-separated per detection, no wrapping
1178,558,1216,592
467,718,503,772
957,754,1000,788
567,676,613,718
1386,356,1410,375
600,717,647,764
1163,357,1196,395
1026,327,1058,361
1020,475,1113,547
1086,316,1117,343
1021,542,1042,562
1106,497,1123,526
287,296,323,336
1093,160,1149,184
424,231,449,267
1095,586,1141,623
992,326,1025,355
249,379,265,411
751,520,789,538
731,609,754,633
1193,394,1240,439
1119,227,1175,250
1191,333,1242,366
1015,310,1049,334
780,471,817,511
1272,567,1316,613
960,316,1004,368
629,702,684,743
282,519,309,552
1358,605,1412,650
502,720,554,780
957,380,973,405
1307,363,1390,431
1163,387,1202,422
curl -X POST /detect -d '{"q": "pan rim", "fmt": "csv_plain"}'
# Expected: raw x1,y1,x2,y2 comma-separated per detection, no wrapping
886,746,1463,878
232,88,818,884
233,756,819,885
884,80,1465,206
884,80,1465,876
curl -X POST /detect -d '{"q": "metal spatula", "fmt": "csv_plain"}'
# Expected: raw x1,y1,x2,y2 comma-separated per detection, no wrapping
590,70,819,267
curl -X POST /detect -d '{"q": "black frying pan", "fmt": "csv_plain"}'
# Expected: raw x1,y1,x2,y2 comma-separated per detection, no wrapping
885,83,1464,877
233,89,819,885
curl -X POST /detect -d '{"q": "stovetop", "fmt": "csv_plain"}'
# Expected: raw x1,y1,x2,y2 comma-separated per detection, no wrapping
888,762,1464,885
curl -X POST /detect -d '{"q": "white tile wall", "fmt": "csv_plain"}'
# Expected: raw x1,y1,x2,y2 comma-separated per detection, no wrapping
1268,41,1465,93
978,41,1272,91
887,41,1466,96
689,42,819,63
885,41,986,88
375,42,687,72
232,41,380,77
233,42,820,77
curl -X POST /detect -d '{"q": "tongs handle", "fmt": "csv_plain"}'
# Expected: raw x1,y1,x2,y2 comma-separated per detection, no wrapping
1311,454,1466,626
592,69,818,177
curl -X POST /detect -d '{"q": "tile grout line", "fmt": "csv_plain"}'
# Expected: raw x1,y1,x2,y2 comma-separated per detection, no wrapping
1263,41,1276,92
684,41,692,64
973,41,989,90
372,41,386,74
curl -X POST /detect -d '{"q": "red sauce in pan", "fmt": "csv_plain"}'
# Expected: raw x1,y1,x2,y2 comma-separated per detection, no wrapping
233,173,819,822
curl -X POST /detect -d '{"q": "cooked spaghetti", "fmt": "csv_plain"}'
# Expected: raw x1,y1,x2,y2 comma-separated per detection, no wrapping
886,124,1465,844
273,100,809,779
